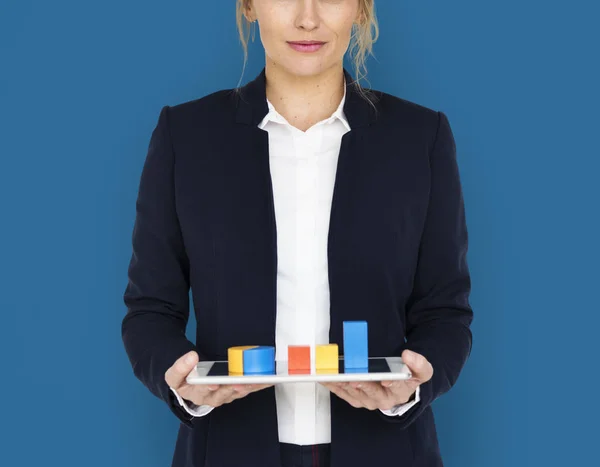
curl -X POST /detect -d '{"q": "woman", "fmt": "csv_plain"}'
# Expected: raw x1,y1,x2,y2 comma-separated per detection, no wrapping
122,1,474,466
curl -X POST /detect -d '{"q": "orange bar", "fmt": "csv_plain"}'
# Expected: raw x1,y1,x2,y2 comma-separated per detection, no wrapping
288,345,311,373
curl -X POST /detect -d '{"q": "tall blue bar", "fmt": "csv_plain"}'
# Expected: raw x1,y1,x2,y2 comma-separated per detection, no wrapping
343,321,368,369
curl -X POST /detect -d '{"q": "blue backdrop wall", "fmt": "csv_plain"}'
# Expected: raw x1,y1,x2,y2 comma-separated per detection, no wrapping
1,1,598,466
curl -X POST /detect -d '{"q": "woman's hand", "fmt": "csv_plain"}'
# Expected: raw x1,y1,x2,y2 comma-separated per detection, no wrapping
165,350,273,408
320,349,433,411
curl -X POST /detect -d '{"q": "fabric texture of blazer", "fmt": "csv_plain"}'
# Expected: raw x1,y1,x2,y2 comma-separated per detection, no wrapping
122,67,474,467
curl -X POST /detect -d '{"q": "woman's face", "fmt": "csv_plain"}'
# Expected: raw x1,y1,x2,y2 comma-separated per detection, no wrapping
247,0,361,77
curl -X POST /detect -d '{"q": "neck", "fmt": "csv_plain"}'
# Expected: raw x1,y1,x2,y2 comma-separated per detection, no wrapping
264,58,345,132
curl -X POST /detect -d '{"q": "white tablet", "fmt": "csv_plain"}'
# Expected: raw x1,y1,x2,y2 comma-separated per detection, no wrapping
186,356,412,385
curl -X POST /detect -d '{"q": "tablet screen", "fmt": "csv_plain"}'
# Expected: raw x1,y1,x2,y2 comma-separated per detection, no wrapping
206,358,392,376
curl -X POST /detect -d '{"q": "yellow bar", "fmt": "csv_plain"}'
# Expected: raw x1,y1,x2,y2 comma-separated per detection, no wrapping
228,345,258,374
316,344,339,370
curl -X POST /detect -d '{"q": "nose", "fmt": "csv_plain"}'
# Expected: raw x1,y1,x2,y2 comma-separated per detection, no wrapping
294,0,320,31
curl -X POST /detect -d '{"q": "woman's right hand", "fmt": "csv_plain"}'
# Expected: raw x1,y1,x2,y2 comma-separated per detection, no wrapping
165,350,273,408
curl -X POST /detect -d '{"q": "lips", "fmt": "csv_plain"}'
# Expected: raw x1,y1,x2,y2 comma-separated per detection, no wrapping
287,41,326,53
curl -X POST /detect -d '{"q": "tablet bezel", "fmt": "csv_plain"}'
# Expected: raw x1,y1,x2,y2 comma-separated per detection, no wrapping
186,356,412,385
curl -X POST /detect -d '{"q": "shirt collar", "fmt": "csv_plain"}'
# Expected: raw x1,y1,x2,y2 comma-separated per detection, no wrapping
258,77,351,132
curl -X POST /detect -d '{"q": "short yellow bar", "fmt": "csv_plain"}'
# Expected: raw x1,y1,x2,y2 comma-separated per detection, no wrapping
228,345,258,374
316,344,339,371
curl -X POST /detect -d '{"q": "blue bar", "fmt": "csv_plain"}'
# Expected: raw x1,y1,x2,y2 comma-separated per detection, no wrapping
343,321,368,369
243,346,275,374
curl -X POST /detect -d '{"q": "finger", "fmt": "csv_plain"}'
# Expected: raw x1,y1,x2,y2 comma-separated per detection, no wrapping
342,383,364,401
321,382,363,400
165,351,199,389
320,382,343,390
355,381,387,402
247,383,274,393
344,383,380,410
348,381,378,392
381,378,418,392
217,383,273,405
221,388,249,405
327,384,364,409
204,386,238,407
374,381,412,407
401,349,434,382
178,383,215,404
349,382,391,410
226,384,268,398
322,382,345,396
203,384,273,407
340,383,366,407
221,393,242,405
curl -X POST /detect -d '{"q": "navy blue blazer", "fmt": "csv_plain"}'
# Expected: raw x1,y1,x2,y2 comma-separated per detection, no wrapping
122,67,474,467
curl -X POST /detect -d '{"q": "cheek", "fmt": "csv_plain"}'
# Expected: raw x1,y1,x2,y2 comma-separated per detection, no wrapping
258,24,281,56
256,14,288,55
331,17,356,49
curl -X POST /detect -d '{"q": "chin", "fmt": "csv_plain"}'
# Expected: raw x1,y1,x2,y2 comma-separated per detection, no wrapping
276,59,336,79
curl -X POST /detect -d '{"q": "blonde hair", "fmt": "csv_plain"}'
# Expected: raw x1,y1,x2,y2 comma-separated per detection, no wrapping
235,0,379,106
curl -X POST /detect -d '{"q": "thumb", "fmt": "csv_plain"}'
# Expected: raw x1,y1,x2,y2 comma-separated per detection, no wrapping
165,350,199,389
402,349,433,382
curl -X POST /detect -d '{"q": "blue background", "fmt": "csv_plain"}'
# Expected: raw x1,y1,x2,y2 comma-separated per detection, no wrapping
1,0,598,465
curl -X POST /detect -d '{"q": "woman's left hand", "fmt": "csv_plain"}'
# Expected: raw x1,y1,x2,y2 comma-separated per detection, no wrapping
320,349,433,411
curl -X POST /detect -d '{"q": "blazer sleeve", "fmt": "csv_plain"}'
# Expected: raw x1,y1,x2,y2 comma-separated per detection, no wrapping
381,111,474,426
121,105,199,428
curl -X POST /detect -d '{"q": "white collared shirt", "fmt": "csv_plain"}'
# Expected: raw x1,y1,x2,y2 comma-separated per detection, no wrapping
171,81,420,444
